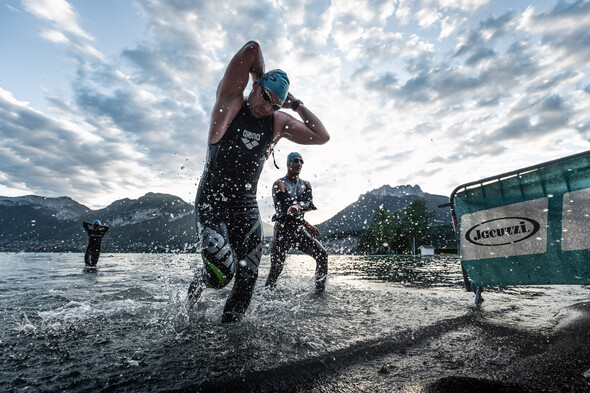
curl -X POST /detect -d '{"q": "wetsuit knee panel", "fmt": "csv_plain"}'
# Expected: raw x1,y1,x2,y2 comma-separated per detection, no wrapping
238,243,262,281
200,226,236,288
201,256,232,289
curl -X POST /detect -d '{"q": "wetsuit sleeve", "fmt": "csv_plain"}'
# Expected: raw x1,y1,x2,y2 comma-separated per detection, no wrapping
101,225,110,235
83,222,91,232
273,191,289,221
298,183,317,212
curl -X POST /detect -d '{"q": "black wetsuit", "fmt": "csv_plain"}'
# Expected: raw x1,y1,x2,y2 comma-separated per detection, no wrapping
195,99,273,322
83,222,109,266
265,177,328,292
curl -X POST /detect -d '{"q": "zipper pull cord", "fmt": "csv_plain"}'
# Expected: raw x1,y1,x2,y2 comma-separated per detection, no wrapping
271,143,279,169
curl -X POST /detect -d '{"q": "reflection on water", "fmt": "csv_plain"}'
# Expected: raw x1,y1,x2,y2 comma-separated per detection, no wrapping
333,255,464,288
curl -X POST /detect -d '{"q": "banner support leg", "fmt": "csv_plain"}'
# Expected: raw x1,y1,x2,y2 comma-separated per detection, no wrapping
461,266,472,291
474,286,484,306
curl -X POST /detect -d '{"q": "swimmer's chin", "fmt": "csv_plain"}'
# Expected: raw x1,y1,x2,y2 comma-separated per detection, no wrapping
250,106,271,119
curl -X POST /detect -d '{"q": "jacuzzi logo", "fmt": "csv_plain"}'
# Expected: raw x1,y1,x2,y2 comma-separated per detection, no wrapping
465,217,540,246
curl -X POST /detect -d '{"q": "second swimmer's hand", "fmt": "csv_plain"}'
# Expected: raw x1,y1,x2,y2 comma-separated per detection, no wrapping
287,204,302,215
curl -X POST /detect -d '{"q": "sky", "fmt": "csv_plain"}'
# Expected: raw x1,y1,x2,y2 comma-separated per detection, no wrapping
1,0,590,225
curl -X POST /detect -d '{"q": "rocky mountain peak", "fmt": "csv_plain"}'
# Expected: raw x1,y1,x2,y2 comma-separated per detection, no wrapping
364,184,424,199
0,195,89,220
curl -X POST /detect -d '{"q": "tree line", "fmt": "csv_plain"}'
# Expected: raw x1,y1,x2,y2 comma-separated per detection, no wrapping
357,198,435,255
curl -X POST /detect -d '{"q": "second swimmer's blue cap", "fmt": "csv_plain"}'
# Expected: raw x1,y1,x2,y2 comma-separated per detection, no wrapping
93,220,101,225
258,69,290,103
287,152,302,165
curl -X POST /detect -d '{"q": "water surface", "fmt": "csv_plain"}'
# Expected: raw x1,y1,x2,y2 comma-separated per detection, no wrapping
1,253,588,392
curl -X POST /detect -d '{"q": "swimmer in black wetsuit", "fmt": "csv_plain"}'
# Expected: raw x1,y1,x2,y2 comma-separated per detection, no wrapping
265,152,328,293
83,220,109,266
187,41,330,323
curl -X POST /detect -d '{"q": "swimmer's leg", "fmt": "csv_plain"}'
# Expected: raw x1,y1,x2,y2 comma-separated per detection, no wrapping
84,248,92,266
85,248,99,266
90,250,100,266
297,228,329,294
221,220,262,323
187,277,204,307
188,223,236,307
187,266,205,307
265,223,290,288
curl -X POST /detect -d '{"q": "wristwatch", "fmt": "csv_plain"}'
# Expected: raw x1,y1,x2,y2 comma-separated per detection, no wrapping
291,99,303,111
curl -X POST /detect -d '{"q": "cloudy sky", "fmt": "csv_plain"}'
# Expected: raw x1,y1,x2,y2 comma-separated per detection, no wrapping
1,0,590,224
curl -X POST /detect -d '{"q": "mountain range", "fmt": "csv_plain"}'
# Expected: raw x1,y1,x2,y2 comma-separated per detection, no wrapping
0,193,196,253
0,185,454,253
316,184,451,234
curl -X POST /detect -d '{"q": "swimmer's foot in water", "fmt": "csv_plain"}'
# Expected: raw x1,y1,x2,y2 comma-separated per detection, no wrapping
314,282,326,295
187,280,204,308
314,274,326,295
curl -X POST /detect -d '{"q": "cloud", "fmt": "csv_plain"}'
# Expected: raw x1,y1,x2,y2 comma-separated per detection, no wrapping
361,7,562,113
40,29,69,44
465,47,496,66
453,11,515,58
416,7,442,29
491,109,569,141
540,94,564,111
493,116,534,139
477,94,503,107
524,1,590,62
365,72,399,92
22,0,91,40
0,87,134,199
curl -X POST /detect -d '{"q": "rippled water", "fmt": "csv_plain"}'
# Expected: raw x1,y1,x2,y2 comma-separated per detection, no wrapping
1,253,588,392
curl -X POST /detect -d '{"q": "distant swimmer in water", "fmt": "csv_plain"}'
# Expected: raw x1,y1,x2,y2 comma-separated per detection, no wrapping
265,152,328,293
83,220,109,267
187,40,330,323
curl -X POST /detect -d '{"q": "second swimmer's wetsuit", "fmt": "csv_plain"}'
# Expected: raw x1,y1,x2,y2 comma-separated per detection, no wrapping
265,176,328,292
195,99,273,322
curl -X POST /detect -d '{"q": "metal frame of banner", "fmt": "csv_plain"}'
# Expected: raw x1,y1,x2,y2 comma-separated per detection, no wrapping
439,148,590,305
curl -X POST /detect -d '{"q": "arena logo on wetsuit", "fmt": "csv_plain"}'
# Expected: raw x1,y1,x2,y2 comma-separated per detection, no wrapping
202,227,235,270
459,197,548,261
240,244,262,279
241,129,261,149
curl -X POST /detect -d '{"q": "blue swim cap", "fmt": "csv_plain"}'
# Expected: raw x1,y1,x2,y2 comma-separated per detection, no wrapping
93,220,101,226
258,69,289,103
287,152,302,165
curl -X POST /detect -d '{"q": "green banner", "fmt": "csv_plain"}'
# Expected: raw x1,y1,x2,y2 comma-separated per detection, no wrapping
454,150,590,286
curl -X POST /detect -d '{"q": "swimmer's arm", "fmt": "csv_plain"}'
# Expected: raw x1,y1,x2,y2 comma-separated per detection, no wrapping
303,221,320,238
273,93,330,145
272,179,286,196
298,181,317,212
209,41,265,143
217,41,265,103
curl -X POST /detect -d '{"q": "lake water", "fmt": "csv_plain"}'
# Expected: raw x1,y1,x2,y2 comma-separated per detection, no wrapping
1,253,589,392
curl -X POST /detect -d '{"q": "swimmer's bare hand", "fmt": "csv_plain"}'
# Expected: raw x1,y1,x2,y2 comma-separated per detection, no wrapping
304,222,320,238
287,204,302,215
